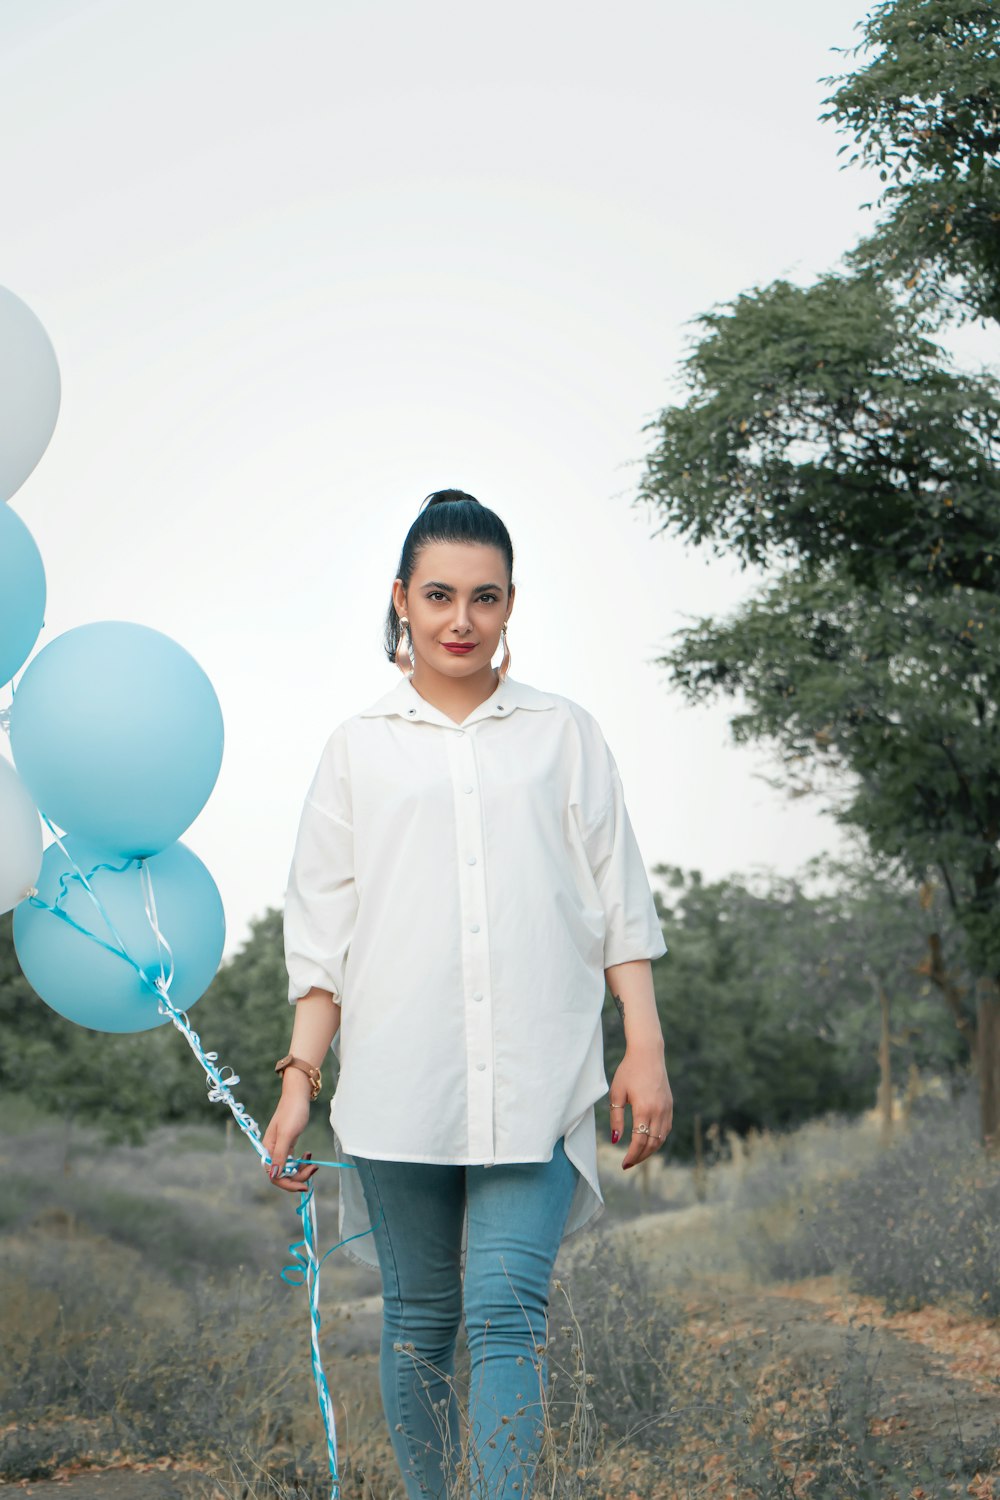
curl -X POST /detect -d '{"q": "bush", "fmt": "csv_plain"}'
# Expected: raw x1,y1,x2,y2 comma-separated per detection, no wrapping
750,1088,1000,1317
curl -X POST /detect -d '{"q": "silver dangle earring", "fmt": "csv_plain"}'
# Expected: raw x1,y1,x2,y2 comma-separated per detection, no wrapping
496,622,511,683
395,617,415,677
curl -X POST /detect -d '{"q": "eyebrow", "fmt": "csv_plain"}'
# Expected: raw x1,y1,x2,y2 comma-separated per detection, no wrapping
421,580,505,592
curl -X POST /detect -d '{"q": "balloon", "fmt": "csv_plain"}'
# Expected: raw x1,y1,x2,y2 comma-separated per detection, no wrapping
0,502,46,688
0,758,42,914
13,835,225,1032
0,286,61,502
10,621,224,858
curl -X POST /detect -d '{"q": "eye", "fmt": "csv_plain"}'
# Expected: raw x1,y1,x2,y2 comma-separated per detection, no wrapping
425,591,448,601
478,593,500,604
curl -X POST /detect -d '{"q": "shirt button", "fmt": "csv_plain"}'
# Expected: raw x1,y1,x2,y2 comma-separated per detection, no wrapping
472,991,483,1002
469,923,480,934
456,729,466,737
462,784,473,794
466,854,477,866
475,1062,487,1072
497,705,505,712
407,708,416,715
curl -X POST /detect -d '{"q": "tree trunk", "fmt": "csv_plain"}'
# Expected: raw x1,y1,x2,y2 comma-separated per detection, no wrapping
926,933,977,1066
693,1111,707,1203
976,976,1000,1152
863,962,894,1143
878,981,893,1145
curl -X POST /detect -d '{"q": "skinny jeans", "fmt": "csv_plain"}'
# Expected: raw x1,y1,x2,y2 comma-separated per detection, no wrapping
351,1140,578,1500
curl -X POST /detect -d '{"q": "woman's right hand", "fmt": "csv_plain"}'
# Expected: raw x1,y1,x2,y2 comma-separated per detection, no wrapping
262,1076,319,1193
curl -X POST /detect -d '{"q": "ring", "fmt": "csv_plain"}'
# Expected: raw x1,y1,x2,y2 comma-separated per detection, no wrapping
609,1102,625,1111
633,1123,650,1135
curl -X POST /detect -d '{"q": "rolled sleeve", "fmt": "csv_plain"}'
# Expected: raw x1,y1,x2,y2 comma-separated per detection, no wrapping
582,743,667,969
284,729,358,1003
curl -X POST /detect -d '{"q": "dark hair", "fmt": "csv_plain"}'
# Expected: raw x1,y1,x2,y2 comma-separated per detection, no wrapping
383,489,515,663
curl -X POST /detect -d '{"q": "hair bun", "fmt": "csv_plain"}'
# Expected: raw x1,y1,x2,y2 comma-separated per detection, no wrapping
422,488,481,511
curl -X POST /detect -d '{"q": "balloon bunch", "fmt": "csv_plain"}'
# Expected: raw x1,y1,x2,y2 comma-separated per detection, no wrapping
0,284,226,1028
0,288,350,1498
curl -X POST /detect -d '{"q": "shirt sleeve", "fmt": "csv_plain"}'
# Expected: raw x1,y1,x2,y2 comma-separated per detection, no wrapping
576,723,667,969
283,726,359,1004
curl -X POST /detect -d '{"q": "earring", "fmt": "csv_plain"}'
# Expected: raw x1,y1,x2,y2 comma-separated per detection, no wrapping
395,617,415,677
496,622,511,683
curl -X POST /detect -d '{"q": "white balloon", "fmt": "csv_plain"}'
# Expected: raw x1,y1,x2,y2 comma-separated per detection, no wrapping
0,287,61,503
0,756,43,913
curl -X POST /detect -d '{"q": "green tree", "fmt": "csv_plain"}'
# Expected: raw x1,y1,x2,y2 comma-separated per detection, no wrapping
157,907,296,1129
827,0,1000,324
0,907,291,1142
634,0,1000,1145
0,911,193,1142
602,856,970,1155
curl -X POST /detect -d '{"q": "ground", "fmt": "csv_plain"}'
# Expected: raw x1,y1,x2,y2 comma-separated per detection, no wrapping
7,1238,999,1498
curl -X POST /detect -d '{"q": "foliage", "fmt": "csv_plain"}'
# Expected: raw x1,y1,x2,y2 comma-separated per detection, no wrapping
0,910,195,1142
601,854,973,1154
155,906,298,1128
5,850,974,1152
634,0,1000,1143
0,1238,328,1490
748,1086,1000,1317
663,566,1000,972
0,906,293,1143
823,0,1000,323
637,272,1000,592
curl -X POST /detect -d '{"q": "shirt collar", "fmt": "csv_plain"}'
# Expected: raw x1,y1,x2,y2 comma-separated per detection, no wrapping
359,674,556,728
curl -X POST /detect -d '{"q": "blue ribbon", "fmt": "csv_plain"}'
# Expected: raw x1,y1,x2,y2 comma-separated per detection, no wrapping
28,818,367,1500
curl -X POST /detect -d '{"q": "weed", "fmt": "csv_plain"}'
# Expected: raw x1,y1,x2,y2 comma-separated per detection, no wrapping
748,1088,1000,1317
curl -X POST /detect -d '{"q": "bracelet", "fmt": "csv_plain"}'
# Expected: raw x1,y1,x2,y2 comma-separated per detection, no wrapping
274,1054,322,1102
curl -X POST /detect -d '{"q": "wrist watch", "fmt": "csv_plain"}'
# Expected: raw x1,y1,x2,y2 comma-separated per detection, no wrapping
274,1054,322,1101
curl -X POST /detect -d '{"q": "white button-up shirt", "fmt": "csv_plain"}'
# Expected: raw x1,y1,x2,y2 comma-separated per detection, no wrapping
283,673,666,1265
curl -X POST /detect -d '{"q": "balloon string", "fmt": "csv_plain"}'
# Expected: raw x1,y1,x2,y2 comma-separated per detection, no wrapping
138,859,175,997
26,823,369,1499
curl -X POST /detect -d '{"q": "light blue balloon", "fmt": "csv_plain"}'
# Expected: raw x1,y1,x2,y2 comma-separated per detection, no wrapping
13,835,225,1033
0,502,46,688
10,621,224,857
0,286,61,502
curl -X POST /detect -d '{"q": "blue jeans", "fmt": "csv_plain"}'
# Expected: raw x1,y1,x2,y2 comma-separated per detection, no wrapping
351,1141,578,1499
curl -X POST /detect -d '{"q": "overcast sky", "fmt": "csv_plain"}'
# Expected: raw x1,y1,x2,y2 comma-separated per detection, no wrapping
2,0,909,953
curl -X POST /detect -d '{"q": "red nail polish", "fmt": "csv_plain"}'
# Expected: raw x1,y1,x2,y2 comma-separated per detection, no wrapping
611,1129,620,1145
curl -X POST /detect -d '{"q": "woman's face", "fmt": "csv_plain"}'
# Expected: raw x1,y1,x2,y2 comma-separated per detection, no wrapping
393,541,514,682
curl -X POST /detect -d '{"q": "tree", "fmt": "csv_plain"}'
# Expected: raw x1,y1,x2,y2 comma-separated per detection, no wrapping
0,907,291,1142
634,0,1000,1145
0,910,194,1143
825,0,1000,324
600,855,971,1156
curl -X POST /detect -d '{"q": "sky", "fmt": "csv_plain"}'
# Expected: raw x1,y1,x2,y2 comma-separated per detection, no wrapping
1,0,911,953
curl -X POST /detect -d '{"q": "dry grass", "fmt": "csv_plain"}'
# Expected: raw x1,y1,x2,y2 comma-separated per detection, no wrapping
2,1091,998,1498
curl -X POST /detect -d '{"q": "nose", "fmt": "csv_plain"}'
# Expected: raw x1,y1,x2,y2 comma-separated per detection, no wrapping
451,600,472,634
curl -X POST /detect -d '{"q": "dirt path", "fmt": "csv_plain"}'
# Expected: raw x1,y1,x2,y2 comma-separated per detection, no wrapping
681,1281,1000,1461
4,1463,201,1498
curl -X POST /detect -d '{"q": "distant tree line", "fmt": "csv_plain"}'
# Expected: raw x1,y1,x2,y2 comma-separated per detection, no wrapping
1,846,977,1155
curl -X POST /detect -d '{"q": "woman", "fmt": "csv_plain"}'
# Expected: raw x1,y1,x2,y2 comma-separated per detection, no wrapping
264,489,673,1499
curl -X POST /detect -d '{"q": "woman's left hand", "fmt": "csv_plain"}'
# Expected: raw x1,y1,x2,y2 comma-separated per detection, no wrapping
608,1048,673,1170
